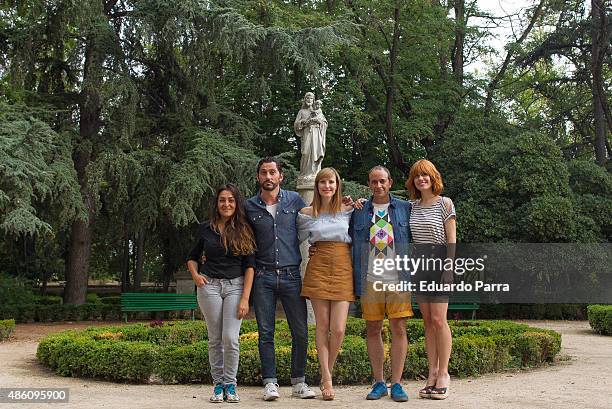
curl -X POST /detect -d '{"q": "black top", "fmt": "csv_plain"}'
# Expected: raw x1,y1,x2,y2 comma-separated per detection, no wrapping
187,222,256,279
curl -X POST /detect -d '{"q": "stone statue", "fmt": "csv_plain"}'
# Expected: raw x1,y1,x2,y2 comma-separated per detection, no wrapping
294,92,327,184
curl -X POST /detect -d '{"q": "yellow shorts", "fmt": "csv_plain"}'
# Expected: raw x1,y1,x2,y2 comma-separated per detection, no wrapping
361,281,413,321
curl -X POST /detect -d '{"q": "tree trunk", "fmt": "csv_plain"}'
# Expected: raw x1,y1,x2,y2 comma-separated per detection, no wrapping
121,236,131,292
430,1,455,144
64,144,96,304
452,0,465,86
384,5,407,176
64,215,93,304
134,229,145,290
591,0,609,165
346,0,407,174
63,24,103,304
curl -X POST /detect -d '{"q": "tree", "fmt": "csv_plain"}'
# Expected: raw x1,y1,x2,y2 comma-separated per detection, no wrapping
590,0,611,164
0,0,354,301
503,0,611,165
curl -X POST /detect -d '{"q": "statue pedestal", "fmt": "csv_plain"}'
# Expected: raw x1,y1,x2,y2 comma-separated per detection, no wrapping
297,178,316,325
174,270,195,294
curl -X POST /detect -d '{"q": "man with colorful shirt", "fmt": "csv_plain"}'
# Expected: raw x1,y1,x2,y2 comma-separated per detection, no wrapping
349,165,413,402
245,157,316,401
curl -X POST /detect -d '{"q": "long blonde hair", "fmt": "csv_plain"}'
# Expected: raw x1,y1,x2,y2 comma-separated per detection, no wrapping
312,167,343,218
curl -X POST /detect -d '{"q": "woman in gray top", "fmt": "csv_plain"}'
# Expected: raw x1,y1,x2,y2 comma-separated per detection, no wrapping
297,167,354,401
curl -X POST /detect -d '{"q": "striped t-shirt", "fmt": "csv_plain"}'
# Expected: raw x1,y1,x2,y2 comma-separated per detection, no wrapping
409,196,456,244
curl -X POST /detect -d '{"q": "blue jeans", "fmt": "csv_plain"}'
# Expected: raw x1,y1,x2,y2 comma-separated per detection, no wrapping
252,268,308,386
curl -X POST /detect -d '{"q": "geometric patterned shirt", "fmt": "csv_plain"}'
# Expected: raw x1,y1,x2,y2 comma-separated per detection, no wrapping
366,203,398,283
370,204,394,256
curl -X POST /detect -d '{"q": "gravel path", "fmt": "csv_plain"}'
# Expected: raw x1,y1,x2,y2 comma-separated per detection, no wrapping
1,320,610,408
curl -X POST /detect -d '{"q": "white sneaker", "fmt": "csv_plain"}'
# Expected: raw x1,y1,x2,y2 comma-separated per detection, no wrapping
292,382,316,399
263,382,280,401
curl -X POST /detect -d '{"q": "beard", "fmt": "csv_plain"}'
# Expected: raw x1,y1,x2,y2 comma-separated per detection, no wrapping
261,180,278,191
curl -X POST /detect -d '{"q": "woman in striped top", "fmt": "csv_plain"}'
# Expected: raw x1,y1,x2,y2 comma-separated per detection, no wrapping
406,159,456,401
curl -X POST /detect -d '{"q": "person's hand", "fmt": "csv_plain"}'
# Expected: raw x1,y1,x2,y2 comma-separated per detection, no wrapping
237,298,249,319
353,198,366,209
193,274,209,287
343,195,366,209
342,195,354,206
308,244,317,257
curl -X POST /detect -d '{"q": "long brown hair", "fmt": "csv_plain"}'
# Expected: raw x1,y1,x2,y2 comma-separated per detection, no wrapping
209,184,256,255
312,167,343,218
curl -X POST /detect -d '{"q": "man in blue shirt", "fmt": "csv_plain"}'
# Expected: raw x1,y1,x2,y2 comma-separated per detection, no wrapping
350,166,413,402
245,157,316,401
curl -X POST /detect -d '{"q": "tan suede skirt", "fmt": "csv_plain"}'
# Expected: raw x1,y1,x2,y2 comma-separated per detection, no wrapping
302,242,355,302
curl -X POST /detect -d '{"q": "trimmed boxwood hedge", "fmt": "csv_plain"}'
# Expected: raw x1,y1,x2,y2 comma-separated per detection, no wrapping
0,303,123,322
587,305,612,335
37,318,561,384
0,319,15,340
0,295,198,323
477,304,588,320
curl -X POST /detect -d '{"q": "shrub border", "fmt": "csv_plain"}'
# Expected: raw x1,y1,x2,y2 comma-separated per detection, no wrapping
587,305,612,335
37,318,561,384
0,319,16,340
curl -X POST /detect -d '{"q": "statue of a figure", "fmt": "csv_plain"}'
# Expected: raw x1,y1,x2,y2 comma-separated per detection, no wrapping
294,92,327,182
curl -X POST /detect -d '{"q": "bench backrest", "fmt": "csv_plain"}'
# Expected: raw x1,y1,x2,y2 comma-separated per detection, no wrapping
121,292,198,311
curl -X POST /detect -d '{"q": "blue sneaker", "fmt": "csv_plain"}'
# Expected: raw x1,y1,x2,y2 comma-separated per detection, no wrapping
366,381,388,400
209,383,224,403
390,383,409,402
225,384,240,403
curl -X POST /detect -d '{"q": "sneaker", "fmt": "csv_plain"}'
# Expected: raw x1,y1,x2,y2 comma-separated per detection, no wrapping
292,382,316,399
263,382,280,401
390,383,409,402
366,381,388,400
209,383,224,403
225,384,240,403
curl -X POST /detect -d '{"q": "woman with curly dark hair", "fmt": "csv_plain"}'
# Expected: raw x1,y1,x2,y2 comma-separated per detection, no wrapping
186,183,256,403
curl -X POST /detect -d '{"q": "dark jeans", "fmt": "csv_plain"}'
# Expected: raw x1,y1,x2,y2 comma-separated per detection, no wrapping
252,268,308,386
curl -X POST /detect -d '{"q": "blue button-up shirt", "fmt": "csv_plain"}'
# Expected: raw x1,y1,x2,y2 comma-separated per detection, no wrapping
246,188,306,271
349,194,412,296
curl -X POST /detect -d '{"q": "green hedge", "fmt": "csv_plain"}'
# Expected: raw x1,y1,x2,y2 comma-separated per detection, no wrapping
0,303,123,322
1,295,194,323
477,304,587,320
587,305,612,335
0,291,122,322
0,319,16,340
37,318,561,384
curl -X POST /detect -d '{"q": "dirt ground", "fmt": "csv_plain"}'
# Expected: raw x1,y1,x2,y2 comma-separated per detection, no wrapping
0,320,610,409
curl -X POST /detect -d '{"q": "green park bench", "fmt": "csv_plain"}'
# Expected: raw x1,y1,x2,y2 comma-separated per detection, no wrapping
120,292,199,322
412,293,480,319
